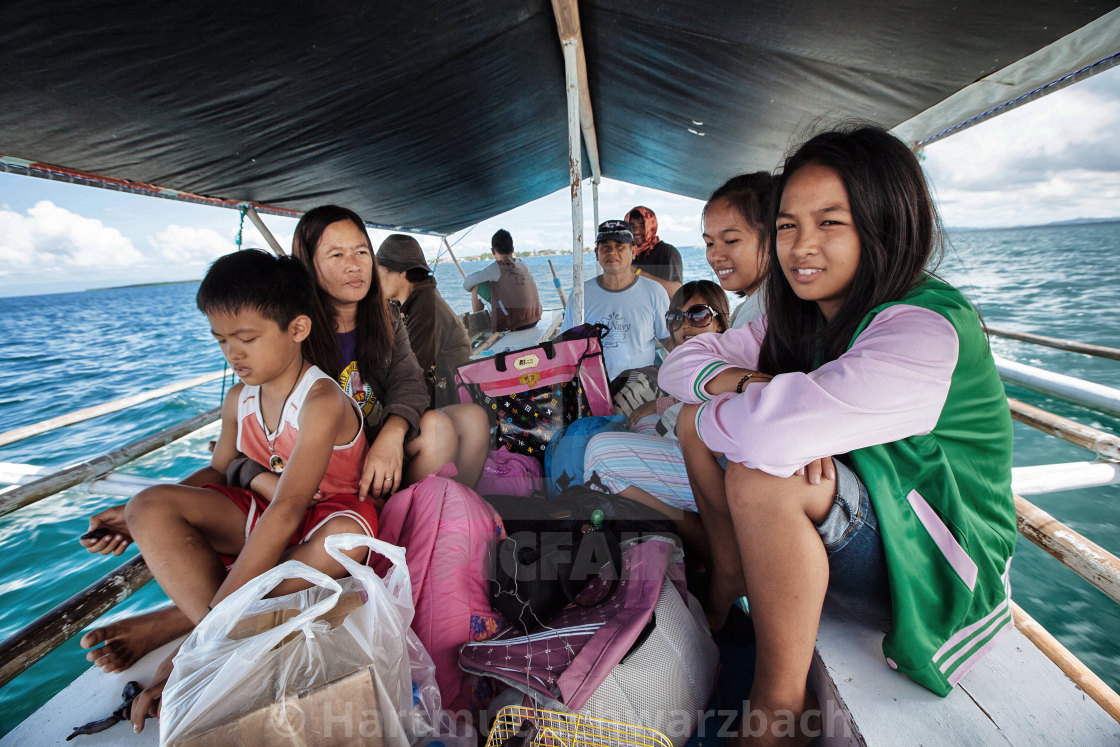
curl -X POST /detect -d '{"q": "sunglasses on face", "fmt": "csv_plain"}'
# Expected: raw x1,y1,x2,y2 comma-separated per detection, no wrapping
665,304,720,332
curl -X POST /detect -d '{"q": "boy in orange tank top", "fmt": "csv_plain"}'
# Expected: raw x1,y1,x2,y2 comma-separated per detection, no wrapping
78,249,375,732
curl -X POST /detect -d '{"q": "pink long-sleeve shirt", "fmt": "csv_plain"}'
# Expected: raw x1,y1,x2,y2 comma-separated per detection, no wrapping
657,305,960,477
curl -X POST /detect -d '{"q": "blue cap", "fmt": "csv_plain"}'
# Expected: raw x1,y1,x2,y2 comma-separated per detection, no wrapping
595,220,633,245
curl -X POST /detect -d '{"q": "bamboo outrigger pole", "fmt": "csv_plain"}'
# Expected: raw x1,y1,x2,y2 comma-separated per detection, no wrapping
0,409,219,519
0,371,224,449
1007,397,1120,460
0,557,152,689
1015,493,1120,604
987,326,1120,362
548,259,567,308
1011,601,1120,722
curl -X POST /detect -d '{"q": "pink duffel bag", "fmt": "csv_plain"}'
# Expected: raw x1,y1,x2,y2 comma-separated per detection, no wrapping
475,448,544,498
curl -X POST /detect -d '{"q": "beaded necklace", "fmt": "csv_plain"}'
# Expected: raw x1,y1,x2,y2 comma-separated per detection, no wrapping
259,359,304,473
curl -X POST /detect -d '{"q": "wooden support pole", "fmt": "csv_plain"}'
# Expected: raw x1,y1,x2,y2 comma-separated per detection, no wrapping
1011,601,1120,723
1015,493,1120,604
0,371,224,449
0,409,219,519
0,556,152,689
551,0,601,182
1007,398,1120,460
245,206,287,256
988,326,1120,362
561,38,584,326
442,236,467,279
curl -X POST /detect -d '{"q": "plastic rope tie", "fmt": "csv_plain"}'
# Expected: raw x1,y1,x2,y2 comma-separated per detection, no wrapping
236,206,248,249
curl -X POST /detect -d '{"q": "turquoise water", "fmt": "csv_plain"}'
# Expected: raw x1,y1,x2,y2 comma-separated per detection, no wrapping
1,225,1119,734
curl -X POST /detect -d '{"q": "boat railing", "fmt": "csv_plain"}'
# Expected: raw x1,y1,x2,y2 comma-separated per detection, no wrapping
987,325,1120,362
0,329,1119,721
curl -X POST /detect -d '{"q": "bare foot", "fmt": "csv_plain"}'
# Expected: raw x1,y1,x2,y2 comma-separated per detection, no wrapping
705,573,746,632
80,605,193,673
734,691,821,746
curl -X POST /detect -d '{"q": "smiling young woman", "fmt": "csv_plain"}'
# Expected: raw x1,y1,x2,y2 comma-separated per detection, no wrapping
701,172,776,328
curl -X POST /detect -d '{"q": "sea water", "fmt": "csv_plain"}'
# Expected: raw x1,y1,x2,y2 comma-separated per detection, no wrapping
1,224,1118,735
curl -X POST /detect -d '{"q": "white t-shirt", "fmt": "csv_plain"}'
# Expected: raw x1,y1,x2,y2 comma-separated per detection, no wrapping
562,274,669,380
729,287,766,329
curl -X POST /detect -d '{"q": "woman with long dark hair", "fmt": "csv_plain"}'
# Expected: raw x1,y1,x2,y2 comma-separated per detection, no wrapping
292,205,459,500
661,126,1015,743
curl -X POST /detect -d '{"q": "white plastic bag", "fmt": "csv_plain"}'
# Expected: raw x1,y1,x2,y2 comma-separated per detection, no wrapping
160,533,443,745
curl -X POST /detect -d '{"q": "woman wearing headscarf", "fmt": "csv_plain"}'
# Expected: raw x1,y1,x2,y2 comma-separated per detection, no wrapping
626,205,683,298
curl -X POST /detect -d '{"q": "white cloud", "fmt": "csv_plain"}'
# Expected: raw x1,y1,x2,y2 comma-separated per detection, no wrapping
149,225,235,266
0,200,143,269
923,65,1120,227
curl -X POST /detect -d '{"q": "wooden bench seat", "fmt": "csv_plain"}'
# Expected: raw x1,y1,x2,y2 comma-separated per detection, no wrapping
810,604,1119,745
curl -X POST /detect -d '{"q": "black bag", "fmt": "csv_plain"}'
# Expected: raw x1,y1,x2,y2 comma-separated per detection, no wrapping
486,487,678,631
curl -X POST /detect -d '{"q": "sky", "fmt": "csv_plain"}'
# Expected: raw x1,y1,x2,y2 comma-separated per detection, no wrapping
1,65,1118,298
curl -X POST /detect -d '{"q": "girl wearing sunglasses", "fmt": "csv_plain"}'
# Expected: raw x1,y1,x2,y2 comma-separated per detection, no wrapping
584,280,730,556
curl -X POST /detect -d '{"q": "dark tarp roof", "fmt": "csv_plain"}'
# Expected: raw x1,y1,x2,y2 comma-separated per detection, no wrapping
1,1,1117,234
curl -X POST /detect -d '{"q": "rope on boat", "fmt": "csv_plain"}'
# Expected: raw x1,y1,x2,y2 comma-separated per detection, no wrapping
1015,494,1120,605
0,371,224,449
1007,398,1120,461
987,326,1120,362
0,409,219,519
1011,601,1120,723
0,556,152,690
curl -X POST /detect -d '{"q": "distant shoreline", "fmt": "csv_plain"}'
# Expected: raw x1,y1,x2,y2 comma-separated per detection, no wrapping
445,249,596,262
947,216,1120,232
85,279,200,292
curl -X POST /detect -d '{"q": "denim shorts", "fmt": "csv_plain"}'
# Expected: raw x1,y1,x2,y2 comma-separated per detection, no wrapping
815,460,893,631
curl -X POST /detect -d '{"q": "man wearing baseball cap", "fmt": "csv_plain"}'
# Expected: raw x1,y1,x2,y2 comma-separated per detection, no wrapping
561,220,669,380
462,229,543,332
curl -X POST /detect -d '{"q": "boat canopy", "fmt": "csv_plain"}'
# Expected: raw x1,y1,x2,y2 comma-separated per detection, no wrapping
1,1,1118,234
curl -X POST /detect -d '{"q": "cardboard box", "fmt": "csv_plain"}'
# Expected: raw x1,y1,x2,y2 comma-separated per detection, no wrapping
171,591,388,746
176,666,384,747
